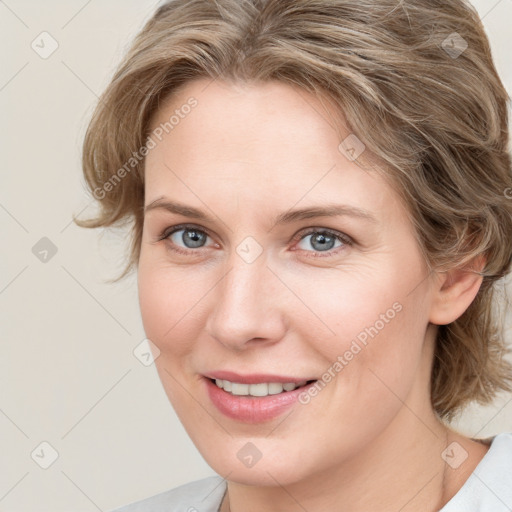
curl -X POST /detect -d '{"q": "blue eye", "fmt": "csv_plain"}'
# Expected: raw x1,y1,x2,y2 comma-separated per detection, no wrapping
158,225,352,258
166,226,211,249
295,229,351,255
298,232,340,252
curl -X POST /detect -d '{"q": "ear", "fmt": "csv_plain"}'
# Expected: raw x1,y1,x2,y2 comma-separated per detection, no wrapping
428,255,486,326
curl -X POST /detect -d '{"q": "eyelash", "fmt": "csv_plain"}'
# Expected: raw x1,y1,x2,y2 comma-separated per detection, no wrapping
155,223,353,258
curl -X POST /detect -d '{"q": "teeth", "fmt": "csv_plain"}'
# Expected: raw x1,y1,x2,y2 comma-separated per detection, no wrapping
249,383,269,397
231,383,249,395
213,379,308,397
268,382,284,395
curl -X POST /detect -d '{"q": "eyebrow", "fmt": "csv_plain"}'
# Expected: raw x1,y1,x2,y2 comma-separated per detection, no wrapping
144,198,377,225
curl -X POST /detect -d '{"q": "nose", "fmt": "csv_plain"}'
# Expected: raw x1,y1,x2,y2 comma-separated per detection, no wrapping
205,250,287,351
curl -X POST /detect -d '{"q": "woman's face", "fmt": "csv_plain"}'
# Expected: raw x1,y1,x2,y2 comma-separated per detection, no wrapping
138,78,440,485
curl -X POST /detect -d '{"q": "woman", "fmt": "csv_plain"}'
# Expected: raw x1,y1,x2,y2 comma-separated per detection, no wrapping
77,0,512,510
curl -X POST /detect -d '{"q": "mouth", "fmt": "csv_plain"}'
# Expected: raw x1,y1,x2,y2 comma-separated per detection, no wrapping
203,372,318,423
210,378,316,397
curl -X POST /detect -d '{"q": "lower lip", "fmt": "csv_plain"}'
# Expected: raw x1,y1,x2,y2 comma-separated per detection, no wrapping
205,378,315,423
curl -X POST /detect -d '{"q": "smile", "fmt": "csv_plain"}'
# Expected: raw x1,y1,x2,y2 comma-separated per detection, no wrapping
204,373,318,423
213,379,311,397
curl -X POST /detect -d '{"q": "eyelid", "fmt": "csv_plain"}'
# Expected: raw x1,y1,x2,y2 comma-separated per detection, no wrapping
292,226,353,246
159,223,214,241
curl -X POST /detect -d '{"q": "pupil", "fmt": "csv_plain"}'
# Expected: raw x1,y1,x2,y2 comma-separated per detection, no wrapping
183,230,206,248
312,233,334,251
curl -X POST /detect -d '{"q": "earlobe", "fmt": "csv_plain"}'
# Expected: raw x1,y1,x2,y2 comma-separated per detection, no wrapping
428,255,486,326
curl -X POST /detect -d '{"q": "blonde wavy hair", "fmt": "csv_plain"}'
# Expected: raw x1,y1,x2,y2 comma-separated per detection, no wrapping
76,0,512,420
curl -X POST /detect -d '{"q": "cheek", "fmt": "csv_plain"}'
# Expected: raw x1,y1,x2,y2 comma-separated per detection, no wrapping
137,261,208,416
330,289,430,425
291,264,413,353
137,258,206,355
298,261,430,398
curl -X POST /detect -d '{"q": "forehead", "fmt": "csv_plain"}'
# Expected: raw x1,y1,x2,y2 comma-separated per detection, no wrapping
151,81,322,153
145,78,402,224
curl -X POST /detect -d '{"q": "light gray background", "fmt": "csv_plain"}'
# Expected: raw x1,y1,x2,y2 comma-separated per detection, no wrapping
1,1,511,511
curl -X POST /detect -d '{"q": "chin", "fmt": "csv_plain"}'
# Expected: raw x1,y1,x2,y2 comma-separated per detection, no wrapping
197,438,319,487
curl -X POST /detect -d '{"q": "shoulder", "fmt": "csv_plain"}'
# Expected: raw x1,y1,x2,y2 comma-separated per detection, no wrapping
109,476,226,512
441,432,512,512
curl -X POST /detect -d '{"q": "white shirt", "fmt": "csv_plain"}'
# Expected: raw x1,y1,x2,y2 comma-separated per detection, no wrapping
440,432,512,511
111,432,512,512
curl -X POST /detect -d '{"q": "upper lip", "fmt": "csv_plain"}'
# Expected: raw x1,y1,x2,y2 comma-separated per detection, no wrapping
204,371,316,384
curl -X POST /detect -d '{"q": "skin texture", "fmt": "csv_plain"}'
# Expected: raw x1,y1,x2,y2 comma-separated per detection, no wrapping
138,78,489,512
